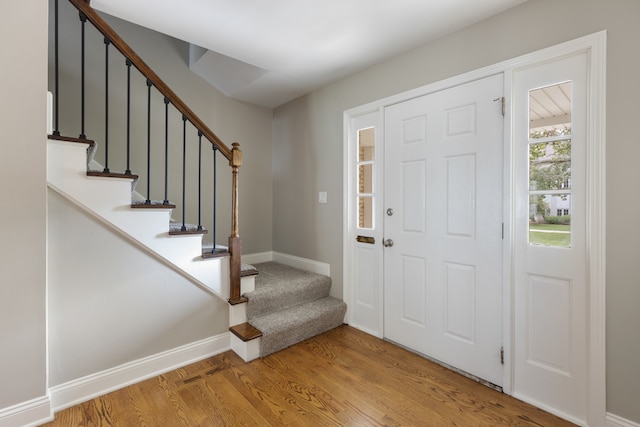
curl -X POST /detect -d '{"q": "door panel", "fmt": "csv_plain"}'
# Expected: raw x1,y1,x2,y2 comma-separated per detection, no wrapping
384,74,504,386
513,53,588,422
402,160,426,233
349,113,384,337
444,262,476,342
447,154,476,237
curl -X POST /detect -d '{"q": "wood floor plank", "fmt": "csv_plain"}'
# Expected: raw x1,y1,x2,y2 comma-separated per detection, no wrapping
285,342,452,426
262,344,414,426
41,325,575,426
320,326,572,426
245,356,345,426
299,329,485,424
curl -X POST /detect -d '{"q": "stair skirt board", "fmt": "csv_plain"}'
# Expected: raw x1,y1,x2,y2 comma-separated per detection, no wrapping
245,262,347,357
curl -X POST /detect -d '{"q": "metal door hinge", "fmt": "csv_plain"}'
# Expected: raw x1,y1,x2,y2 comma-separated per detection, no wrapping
500,346,505,364
502,223,504,240
493,96,505,116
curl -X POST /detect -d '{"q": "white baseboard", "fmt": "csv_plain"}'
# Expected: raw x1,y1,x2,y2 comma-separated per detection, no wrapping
0,395,52,427
273,252,331,276
242,251,330,277
49,332,230,412
608,413,640,427
242,251,274,265
511,392,585,426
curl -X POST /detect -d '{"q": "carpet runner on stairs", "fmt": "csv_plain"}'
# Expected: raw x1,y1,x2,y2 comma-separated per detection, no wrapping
245,262,347,357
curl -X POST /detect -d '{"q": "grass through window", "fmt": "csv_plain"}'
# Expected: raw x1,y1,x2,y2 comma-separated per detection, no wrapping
529,223,570,247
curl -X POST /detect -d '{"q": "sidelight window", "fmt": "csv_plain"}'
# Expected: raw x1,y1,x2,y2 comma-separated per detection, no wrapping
527,82,572,248
357,127,375,229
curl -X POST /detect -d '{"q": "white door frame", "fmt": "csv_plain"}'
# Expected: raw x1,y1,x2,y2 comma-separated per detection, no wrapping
343,31,606,426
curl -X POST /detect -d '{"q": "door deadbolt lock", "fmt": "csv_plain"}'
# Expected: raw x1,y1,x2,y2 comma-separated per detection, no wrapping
383,239,394,247
386,208,394,216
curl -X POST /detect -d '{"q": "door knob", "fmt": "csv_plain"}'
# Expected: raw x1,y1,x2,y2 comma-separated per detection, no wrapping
383,239,394,247
386,208,394,216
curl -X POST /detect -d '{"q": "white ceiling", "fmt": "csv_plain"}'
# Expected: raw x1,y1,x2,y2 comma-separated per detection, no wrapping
91,0,528,108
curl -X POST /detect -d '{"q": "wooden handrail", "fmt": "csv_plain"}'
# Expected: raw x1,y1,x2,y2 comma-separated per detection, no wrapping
65,0,243,302
68,0,234,161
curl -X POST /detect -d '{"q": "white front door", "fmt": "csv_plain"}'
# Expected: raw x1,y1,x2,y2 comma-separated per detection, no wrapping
383,74,504,386
512,53,588,423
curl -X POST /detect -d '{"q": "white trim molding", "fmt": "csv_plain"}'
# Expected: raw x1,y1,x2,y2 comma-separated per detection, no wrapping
242,251,274,265
272,252,330,276
49,333,230,412
585,30,608,427
242,251,331,277
608,413,640,427
0,395,52,427
343,30,606,426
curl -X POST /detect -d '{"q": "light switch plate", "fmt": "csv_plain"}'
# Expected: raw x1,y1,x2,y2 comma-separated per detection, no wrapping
318,191,327,204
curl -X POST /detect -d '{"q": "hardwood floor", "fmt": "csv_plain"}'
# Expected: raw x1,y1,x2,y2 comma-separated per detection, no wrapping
42,326,574,426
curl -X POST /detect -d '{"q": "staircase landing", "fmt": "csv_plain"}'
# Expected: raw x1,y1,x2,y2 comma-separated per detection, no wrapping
245,262,346,357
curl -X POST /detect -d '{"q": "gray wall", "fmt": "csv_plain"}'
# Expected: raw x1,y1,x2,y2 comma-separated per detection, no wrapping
272,0,640,422
0,0,48,411
49,0,273,255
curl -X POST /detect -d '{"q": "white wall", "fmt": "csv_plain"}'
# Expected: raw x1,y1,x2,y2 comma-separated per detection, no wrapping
273,0,640,423
47,190,229,385
0,0,48,413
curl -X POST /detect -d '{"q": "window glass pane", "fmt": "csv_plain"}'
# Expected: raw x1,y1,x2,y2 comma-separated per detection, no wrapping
358,196,373,229
358,127,375,161
529,82,572,139
528,194,571,248
359,164,373,194
529,139,571,191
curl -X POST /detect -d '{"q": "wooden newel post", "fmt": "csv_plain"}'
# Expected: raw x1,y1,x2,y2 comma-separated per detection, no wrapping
228,143,246,304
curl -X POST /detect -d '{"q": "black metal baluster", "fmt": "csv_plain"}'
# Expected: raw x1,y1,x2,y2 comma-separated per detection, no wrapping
145,79,152,204
125,59,132,175
163,97,170,205
211,144,218,253
197,131,203,231
79,12,87,139
52,0,60,136
103,37,110,173
181,116,187,231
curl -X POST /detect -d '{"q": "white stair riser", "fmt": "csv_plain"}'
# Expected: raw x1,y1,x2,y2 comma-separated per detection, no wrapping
241,276,255,294
229,302,246,326
230,335,260,362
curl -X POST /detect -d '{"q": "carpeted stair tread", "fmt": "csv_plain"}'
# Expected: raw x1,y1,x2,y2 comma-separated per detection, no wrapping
245,262,331,319
249,296,346,357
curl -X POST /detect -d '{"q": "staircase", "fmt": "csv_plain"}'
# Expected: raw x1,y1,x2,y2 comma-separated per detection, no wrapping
48,0,347,365
49,0,245,301
232,262,347,358
47,137,232,298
